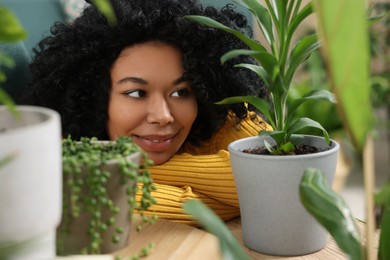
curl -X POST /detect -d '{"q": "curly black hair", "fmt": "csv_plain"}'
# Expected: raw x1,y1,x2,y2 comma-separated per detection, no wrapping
22,0,267,145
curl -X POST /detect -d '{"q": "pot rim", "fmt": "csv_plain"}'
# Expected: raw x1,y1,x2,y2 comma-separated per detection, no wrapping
228,135,339,160
0,105,60,136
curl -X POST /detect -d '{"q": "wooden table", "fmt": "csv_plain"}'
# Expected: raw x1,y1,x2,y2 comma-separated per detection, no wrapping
112,216,379,260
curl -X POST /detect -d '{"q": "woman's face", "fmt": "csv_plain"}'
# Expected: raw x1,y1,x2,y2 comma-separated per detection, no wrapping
108,42,198,165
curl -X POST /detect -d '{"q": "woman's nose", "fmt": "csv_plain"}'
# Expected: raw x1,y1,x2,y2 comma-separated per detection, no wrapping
146,97,174,125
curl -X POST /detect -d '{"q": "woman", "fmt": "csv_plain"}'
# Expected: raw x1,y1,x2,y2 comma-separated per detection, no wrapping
23,0,270,224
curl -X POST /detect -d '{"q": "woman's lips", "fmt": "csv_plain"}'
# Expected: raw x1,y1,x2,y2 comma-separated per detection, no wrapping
133,134,177,152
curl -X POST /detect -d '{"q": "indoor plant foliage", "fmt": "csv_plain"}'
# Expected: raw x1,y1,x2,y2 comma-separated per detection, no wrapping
58,136,156,255
187,0,339,256
0,5,27,115
187,0,335,155
299,0,389,259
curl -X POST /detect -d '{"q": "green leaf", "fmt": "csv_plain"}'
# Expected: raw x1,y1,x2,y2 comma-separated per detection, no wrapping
183,200,250,260
375,182,390,207
0,88,19,118
287,3,314,43
221,50,277,80
0,7,27,42
287,89,335,124
216,96,275,129
280,141,295,154
378,206,390,260
234,0,274,45
185,15,266,52
314,0,374,152
91,0,117,26
286,34,320,85
289,134,304,145
300,168,363,260
367,12,389,26
263,139,276,154
287,117,330,145
0,51,16,69
260,130,285,147
290,89,335,110
272,0,287,27
234,63,270,87
376,182,390,259
0,71,5,84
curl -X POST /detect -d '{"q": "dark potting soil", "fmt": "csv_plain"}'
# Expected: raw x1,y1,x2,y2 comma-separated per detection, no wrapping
242,144,327,155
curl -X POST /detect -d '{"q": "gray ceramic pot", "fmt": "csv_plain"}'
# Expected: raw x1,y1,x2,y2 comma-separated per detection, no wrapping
229,135,339,256
57,144,140,255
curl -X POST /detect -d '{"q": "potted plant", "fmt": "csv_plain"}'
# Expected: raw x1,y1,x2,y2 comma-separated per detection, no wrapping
57,136,156,256
0,6,64,260
186,0,338,256
1,2,156,258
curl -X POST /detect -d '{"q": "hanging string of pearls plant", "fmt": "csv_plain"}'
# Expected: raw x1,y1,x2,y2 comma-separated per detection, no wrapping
58,136,157,255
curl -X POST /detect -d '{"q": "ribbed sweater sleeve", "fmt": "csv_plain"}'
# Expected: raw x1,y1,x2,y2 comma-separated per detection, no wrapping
136,113,270,225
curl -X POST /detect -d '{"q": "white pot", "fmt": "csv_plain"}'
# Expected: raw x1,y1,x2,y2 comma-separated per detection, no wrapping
0,105,62,259
229,135,339,256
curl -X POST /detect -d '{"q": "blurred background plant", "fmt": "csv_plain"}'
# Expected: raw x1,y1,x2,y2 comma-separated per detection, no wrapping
369,2,390,124
290,1,390,139
0,6,27,114
287,1,390,193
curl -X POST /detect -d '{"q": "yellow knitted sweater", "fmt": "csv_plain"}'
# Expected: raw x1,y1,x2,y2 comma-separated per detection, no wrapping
136,113,270,225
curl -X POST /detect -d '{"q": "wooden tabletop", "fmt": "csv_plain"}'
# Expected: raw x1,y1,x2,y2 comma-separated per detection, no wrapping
114,217,220,259
111,216,379,260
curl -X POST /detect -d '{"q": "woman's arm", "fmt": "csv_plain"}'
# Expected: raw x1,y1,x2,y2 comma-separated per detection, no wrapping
149,150,239,207
136,182,240,225
137,114,270,224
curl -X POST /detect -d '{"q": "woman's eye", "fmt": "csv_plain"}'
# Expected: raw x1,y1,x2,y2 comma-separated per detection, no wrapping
171,88,191,98
124,90,147,98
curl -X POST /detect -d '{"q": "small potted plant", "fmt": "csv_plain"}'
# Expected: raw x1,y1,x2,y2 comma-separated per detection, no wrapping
0,6,64,260
186,0,339,256
57,136,156,255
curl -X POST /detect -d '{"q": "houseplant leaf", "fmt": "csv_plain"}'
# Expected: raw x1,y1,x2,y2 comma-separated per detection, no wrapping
221,50,277,78
234,0,274,45
0,88,18,118
287,3,313,42
183,200,250,260
0,7,27,42
234,63,270,87
188,1,333,155
375,182,390,259
286,34,320,85
286,89,335,126
90,0,117,26
0,5,26,116
184,15,266,52
216,96,275,129
300,168,363,260
287,117,330,144
313,0,374,152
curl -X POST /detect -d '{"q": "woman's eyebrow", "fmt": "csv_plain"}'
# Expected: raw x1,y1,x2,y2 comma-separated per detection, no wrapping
173,75,187,85
117,75,187,85
117,77,147,85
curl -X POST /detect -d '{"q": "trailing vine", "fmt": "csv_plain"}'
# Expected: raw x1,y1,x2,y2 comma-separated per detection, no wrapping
58,136,156,255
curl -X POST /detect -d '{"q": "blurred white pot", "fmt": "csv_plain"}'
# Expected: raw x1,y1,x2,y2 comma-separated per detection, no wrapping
0,105,62,259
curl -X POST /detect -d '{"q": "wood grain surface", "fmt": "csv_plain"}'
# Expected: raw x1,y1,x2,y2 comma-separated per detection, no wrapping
62,216,379,260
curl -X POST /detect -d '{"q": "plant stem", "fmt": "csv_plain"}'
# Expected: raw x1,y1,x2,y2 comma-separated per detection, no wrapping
363,135,376,260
